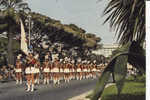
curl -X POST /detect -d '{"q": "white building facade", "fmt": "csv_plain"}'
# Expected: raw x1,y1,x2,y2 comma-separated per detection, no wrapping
92,44,119,57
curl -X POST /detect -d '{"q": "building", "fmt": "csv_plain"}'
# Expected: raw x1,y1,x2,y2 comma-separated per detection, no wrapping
92,43,119,57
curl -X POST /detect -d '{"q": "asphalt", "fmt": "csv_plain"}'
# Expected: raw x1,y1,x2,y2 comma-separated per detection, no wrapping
0,79,98,100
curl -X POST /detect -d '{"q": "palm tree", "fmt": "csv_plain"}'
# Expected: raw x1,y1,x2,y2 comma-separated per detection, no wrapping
103,0,145,45
91,0,145,100
0,0,30,65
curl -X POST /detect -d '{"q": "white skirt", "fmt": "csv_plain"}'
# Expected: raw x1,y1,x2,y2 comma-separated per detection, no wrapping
25,67,31,74
87,69,91,72
77,68,81,72
31,67,36,73
64,69,70,73
83,69,88,72
60,68,64,73
92,68,97,72
70,69,75,72
52,68,59,73
43,68,50,72
15,68,22,73
35,68,40,73
96,69,100,72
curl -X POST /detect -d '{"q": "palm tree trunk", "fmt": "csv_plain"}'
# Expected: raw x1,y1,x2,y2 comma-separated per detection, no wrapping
7,28,14,65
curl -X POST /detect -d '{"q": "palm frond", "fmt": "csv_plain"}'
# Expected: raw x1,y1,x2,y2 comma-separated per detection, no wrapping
91,41,145,100
103,0,145,45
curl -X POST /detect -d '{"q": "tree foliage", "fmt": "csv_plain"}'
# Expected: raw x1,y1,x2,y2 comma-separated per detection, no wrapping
0,0,30,65
0,10,102,63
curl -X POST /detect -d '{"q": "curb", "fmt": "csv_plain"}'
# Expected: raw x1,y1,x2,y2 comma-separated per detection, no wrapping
68,83,115,100
68,90,93,100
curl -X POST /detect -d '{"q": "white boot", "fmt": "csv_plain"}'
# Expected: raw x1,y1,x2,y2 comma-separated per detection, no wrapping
58,80,60,84
67,79,69,83
20,79,22,84
35,79,37,84
16,80,19,84
31,84,34,92
43,78,46,84
77,77,79,80
47,79,49,84
26,84,30,92
80,77,82,80
54,79,56,85
37,79,40,84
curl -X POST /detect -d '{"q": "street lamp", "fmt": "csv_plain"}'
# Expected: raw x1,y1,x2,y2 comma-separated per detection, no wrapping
25,14,33,49
28,15,31,47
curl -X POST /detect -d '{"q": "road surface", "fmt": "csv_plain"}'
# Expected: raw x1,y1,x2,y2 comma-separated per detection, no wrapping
0,79,98,100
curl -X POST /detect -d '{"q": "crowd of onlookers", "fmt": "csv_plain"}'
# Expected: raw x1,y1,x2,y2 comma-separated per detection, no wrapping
0,65,16,81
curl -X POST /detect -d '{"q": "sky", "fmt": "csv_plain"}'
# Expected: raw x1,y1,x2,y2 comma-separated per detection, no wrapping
28,0,117,44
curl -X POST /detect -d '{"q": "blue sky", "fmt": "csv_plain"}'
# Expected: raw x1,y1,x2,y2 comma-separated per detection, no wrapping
28,0,117,44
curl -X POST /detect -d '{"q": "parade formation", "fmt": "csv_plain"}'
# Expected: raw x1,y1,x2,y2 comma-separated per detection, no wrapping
14,52,106,92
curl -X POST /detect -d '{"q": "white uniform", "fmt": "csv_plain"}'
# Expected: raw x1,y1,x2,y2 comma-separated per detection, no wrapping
15,68,22,73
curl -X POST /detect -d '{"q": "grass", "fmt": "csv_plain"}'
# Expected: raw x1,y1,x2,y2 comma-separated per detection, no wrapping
86,75,145,100
101,75,145,100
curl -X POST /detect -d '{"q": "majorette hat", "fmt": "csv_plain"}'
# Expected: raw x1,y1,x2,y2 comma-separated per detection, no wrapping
52,53,59,62
68,58,71,62
17,56,21,60
77,58,81,63
82,60,87,64
64,57,68,62
93,60,96,63
17,54,22,59
28,49,33,54
71,60,75,64
87,61,90,64
59,59,63,62
45,54,49,60
34,54,39,59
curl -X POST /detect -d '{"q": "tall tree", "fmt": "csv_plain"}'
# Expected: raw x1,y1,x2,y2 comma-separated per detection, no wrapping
0,0,30,65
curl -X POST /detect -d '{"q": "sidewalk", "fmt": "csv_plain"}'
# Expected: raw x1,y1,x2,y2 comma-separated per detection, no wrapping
68,83,115,100
68,90,93,100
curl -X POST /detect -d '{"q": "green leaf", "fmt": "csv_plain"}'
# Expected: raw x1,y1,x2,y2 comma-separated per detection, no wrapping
114,55,128,95
111,41,131,59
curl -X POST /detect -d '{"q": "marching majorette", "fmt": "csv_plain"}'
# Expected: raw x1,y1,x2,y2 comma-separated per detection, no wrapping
25,53,36,92
52,57,60,85
82,60,87,79
15,54,23,84
76,60,82,80
91,60,97,79
59,59,64,82
86,61,91,79
42,55,51,84
34,54,41,84
63,57,70,83
45,52,50,61
70,59,75,80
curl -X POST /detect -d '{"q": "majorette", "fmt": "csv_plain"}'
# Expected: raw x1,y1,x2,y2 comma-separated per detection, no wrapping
25,53,36,92
52,57,60,85
34,53,40,84
42,54,50,84
15,54,23,84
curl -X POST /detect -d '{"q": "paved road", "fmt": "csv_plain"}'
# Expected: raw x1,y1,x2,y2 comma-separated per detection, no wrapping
0,79,98,100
